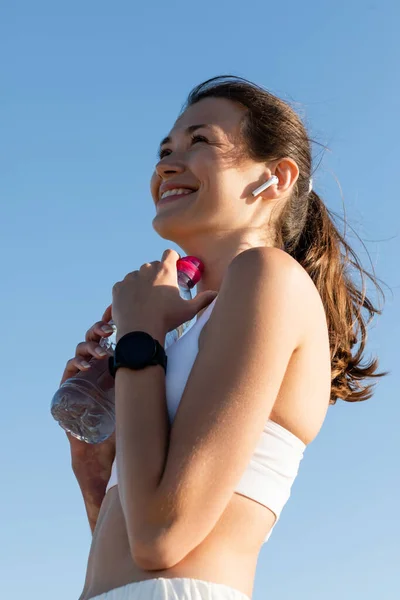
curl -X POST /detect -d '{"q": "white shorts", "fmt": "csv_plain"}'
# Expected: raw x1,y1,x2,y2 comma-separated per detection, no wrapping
88,577,251,600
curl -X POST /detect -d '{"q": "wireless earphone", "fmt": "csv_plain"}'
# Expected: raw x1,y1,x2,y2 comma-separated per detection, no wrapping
251,175,279,197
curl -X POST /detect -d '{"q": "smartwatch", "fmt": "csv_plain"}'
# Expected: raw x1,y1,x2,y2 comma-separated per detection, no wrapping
108,331,167,378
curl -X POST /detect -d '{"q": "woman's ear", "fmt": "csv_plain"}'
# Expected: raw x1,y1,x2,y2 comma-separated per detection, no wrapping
251,158,299,201
274,158,299,194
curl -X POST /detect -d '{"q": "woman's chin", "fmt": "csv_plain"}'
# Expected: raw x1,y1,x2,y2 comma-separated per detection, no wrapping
152,210,196,242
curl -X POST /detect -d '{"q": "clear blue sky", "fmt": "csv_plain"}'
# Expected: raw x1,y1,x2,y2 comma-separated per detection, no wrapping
1,1,399,598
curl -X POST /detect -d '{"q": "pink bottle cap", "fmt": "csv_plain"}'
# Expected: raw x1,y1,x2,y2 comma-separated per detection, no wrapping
177,256,204,287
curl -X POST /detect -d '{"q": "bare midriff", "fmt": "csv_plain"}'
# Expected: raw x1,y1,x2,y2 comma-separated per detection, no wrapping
79,487,275,600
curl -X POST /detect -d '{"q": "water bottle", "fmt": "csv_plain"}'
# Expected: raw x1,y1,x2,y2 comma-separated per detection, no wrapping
51,256,204,444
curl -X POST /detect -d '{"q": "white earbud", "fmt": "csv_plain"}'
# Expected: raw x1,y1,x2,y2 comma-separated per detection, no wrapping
251,175,279,197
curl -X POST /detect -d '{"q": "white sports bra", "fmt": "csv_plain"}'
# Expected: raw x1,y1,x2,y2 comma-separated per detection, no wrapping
106,296,306,544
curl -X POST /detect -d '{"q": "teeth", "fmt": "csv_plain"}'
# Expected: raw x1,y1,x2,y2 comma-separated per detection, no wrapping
161,188,194,200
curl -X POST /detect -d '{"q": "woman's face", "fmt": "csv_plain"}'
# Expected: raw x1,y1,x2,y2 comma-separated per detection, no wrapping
151,97,269,245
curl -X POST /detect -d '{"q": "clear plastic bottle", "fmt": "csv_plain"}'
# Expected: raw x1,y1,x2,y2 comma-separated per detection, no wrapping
51,256,204,444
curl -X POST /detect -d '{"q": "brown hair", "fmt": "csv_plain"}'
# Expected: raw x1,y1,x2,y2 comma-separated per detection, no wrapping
183,75,387,404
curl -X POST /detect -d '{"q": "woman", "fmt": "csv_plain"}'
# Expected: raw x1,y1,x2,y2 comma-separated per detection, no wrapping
62,76,385,600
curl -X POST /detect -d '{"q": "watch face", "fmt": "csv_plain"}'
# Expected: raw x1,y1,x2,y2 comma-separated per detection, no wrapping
118,331,157,368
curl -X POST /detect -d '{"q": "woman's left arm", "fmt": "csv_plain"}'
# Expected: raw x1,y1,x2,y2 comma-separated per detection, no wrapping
114,247,315,570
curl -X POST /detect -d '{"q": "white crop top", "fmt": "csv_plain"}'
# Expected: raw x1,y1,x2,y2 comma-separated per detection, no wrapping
106,296,306,544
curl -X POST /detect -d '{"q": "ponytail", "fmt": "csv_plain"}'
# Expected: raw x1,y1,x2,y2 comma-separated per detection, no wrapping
285,190,387,404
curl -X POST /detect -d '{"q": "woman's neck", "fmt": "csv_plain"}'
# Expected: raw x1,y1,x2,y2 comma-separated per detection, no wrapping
180,232,272,295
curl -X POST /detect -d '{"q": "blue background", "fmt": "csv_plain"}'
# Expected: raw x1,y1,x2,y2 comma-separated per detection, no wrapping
1,1,399,598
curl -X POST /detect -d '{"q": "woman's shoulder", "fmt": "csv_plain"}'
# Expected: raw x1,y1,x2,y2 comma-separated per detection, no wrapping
215,244,330,367
229,246,318,290
222,246,324,327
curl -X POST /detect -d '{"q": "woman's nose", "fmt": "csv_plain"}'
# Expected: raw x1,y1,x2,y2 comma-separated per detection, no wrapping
155,157,185,179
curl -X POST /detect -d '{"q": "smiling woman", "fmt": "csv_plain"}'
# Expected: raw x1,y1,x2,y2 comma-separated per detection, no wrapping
66,75,386,600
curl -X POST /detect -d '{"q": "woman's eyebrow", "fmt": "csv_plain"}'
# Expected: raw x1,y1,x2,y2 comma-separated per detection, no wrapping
159,124,213,149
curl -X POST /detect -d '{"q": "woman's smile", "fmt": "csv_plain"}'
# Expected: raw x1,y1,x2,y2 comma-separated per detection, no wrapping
157,188,198,207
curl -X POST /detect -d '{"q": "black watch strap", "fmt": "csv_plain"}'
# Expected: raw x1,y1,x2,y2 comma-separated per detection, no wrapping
108,332,167,379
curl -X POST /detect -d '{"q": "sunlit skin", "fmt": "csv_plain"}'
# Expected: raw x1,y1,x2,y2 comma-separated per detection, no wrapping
150,97,299,296
76,96,332,600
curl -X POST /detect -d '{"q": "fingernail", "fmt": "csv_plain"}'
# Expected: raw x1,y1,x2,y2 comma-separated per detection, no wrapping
81,361,91,369
101,325,114,333
96,347,108,357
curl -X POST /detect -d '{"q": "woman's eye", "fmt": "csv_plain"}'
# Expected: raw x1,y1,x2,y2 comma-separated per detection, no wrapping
191,135,209,145
158,135,209,159
159,148,171,159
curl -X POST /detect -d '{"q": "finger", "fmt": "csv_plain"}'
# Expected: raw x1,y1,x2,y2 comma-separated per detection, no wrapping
76,340,109,361
139,262,155,273
60,309,113,386
59,340,110,386
60,356,91,386
191,290,218,313
60,360,80,385
101,304,112,323
85,318,114,343
161,248,180,264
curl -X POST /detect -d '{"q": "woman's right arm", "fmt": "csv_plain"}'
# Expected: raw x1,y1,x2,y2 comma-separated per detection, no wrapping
72,457,111,534
69,430,116,533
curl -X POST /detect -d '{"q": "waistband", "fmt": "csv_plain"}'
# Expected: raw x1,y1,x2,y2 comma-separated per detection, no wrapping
88,577,251,600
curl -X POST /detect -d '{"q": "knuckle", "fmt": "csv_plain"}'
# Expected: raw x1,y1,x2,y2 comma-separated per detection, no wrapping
75,341,85,355
93,324,103,336
140,262,152,270
163,248,175,259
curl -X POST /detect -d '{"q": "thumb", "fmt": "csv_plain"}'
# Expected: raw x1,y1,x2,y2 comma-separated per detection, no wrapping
190,290,218,314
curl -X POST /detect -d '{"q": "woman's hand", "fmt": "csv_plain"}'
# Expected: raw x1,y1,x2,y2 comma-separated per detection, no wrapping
112,249,217,340
61,304,116,481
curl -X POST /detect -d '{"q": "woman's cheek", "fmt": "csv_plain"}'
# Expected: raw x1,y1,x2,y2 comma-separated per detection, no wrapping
150,172,159,202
